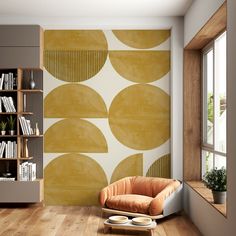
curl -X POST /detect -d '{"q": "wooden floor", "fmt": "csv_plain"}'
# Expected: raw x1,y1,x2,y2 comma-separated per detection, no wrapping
0,206,201,236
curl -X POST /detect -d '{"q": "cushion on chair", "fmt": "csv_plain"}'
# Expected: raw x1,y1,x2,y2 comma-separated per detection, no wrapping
106,194,153,214
99,177,133,206
132,176,176,197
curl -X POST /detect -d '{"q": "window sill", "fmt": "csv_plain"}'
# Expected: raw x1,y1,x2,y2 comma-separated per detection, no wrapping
185,181,226,217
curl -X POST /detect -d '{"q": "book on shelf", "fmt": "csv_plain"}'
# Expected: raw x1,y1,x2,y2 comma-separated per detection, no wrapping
0,177,15,181
19,162,36,181
0,73,17,90
0,141,17,158
0,96,16,112
19,116,33,135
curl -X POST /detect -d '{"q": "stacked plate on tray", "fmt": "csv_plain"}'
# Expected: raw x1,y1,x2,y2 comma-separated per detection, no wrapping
109,216,128,224
108,216,152,226
132,217,152,226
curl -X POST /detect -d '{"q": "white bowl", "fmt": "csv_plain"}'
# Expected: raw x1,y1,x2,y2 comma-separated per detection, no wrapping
132,217,152,226
109,215,128,224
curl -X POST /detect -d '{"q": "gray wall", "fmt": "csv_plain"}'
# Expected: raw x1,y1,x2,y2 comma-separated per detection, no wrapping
184,0,236,234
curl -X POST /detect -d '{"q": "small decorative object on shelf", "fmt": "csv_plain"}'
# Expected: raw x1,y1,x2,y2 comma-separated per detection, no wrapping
22,139,29,158
203,167,227,204
29,70,36,89
2,161,12,178
35,122,40,136
0,121,7,135
7,115,16,135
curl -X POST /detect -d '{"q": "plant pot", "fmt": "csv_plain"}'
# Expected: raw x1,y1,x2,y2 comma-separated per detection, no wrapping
1,131,6,135
212,190,226,204
9,130,15,135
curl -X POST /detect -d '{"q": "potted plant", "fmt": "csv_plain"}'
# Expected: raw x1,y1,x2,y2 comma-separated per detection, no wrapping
0,121,7,135
7,115,16,135
204,167,227,204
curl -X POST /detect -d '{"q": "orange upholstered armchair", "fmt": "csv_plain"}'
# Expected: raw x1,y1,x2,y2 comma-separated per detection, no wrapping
99,176,182,219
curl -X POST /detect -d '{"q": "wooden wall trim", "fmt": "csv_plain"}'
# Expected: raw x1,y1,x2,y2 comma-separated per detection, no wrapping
185,1,227,50
183,50,201,181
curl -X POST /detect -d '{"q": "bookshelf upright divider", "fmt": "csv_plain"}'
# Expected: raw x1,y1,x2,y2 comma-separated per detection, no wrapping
17,68,22,181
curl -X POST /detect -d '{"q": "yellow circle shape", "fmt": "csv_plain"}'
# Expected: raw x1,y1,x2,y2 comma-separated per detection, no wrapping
44,153,108,205
44,118,108,153
44,30,108,82
112,30,170,49
44,84,107,118
109,51,170,83
109,84,170,150
110,153,143,184
44,30,108,51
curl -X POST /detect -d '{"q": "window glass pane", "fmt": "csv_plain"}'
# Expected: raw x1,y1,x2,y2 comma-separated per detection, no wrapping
215,155,226,169
215,32,227,153
203,49,214,145
202,151,213,177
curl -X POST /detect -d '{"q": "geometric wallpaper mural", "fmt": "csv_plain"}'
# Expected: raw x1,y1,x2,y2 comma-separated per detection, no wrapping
44,29,171,205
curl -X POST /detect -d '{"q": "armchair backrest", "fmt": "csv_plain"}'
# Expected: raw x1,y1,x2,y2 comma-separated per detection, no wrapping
132,176,176,198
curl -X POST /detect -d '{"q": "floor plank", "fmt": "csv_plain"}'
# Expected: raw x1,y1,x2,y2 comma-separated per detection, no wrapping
0,206,201,236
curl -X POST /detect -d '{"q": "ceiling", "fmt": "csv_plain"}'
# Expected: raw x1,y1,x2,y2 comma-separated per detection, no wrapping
0,0,193,18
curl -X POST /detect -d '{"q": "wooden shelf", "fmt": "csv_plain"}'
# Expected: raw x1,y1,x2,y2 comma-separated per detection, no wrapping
186,181,226,217
20,112,34,115
20,89,43,93
0,135,42,138
0,90,17,92
0,89,43,93
0,112,33,115
19,157,33,160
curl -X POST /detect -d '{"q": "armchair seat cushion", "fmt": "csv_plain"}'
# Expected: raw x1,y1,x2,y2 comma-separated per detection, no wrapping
106,194,153,214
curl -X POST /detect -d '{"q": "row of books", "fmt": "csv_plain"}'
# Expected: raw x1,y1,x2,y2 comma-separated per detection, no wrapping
19,162,36,181
0,177,15,181
0,73,17,90
0,141,17,158
0,96,16,112
19,116,33,135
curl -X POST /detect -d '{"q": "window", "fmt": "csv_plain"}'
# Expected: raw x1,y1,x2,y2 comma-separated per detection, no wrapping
202,32,227,177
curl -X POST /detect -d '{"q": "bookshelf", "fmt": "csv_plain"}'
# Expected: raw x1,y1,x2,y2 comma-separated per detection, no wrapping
0,68,43,202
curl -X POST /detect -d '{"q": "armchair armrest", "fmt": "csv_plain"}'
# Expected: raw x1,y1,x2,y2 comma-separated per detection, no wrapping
99,177,133,207
149,180,181,216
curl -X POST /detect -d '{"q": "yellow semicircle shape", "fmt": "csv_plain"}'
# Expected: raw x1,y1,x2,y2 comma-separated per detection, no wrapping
110,153,143,183
44,118,108,153
44,84,107,118
112,30,170,49
109,84,170,150
146,154,171,178
44,153,108,205
44,30,108,82
109,51,170,83
44,30,108,50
